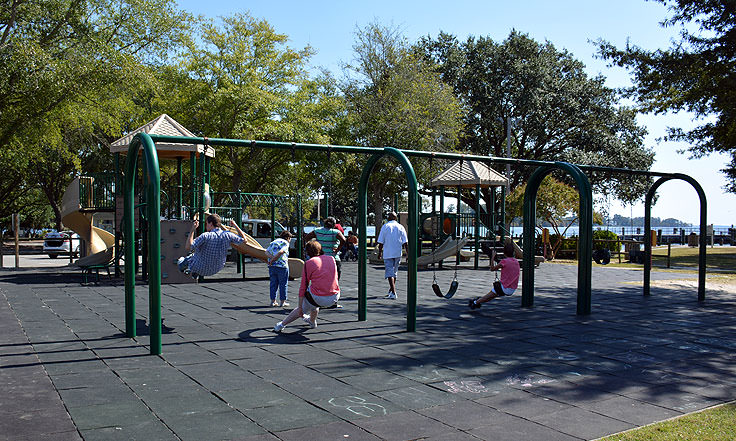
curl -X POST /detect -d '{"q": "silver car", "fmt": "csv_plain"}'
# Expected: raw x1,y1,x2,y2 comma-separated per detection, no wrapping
43,231,80,259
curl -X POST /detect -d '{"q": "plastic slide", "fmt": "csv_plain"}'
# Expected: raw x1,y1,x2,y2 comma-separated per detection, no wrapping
416,236,470,267
229,231,304,279
61,178,116,267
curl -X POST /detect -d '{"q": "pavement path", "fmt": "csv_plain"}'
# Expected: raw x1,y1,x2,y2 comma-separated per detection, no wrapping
1,260,734,440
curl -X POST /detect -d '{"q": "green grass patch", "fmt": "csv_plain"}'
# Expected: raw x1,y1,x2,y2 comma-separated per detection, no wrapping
598,403,736,441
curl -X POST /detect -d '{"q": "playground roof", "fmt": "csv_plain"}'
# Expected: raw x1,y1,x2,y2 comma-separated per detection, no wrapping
110,114,215,159
430,160,508,188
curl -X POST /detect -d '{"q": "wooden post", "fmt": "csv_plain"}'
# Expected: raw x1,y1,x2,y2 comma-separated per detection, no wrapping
13,213,20,268
667,242,671,268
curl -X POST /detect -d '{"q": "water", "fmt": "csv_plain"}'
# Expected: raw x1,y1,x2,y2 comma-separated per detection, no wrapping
303,226,376,236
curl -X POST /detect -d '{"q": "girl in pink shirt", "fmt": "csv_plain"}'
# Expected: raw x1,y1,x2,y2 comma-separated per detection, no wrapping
274,241,340,332
469,241,520,309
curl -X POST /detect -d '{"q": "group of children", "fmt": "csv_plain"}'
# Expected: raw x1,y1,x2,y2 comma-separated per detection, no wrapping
177,214,522,334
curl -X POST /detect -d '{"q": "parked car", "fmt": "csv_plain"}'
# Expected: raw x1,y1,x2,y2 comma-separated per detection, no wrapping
240,219,294,248
43,231,80,259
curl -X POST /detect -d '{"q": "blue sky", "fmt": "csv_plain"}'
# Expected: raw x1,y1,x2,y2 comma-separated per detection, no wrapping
177,0,736,225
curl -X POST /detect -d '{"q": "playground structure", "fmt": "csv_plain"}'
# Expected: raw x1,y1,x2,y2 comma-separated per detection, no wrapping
61,176,115,267
115,133,708,355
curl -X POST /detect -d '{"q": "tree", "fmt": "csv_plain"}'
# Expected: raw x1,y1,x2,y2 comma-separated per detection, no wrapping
163,13,345,201
597,0,736,192
0,0,190,227
418,31,655,204
506,175,603,260
342,22,463,222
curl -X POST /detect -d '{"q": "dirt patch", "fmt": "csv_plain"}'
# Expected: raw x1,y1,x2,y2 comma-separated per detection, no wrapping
649,278,736,294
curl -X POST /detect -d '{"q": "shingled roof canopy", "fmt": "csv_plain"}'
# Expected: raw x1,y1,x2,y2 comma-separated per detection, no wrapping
110,114,214,159
430,160,508,188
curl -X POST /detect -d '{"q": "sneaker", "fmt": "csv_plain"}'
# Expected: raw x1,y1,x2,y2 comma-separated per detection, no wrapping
177,256,186,273
273,322,285,332
271,300,279,307
468,298,481,309
384,292,397,300
280,301,290,307
302,316,317,329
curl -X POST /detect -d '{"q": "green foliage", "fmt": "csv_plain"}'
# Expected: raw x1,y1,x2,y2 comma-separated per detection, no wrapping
593,229,619,252
342,22,463,221
417,30,654,204
160,13,345,205
598,0,736,193
0,0,189,227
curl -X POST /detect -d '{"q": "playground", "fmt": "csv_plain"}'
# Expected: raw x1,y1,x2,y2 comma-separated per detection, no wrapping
1,115,728,440
3,258,736,440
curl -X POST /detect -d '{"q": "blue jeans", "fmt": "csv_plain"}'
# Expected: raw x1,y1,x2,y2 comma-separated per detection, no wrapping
269,266,289,302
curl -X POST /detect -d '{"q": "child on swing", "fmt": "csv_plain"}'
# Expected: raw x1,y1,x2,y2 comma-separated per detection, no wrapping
468,241,519,309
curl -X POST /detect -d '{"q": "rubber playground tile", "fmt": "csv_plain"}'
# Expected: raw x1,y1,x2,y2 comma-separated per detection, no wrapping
416,399,504,431
476,388,572,420
66,400,159,431
277,376,360,401
621,384,726,413
351,409,456,441
531,406,635,440
467,415,581,441
312,393,404,421
41,357,109,376
393,364,459,384
79,419,177,441
579,395,682,426
57,382,137,409
529,381,620,406
374,384,459,411
275,420,382,441
338,370,424,392
308,359,373,377
0,405,78,439
164,410,265,441
217,385,297,410
243,400,338,432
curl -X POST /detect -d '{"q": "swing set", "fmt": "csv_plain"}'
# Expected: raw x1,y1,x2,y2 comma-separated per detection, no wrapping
122,133,708,355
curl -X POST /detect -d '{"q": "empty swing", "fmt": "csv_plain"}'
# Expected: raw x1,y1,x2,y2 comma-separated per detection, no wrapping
432,157,465,299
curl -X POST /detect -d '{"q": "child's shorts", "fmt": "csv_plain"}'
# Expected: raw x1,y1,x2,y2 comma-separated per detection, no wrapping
492,281,515,296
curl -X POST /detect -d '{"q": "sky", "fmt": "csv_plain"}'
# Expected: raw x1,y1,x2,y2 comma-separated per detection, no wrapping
176,0,736,226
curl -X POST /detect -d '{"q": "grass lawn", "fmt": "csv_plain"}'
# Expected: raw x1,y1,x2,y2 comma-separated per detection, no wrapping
597,403,736,441
548,245,736,277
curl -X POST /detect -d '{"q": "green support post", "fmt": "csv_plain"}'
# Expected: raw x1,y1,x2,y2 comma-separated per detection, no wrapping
644,174,707,300
177,157,183,219
358,148,419,331
522,163,592,315
270,196,276,242
456,185,461,265
296,195,303,260
124,133,162,354
474,184,480,269
190,152,196,220
439,186,445,269
198,151,205,233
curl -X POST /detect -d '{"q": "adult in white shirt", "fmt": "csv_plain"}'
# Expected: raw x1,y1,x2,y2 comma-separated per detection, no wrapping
377,212,408,299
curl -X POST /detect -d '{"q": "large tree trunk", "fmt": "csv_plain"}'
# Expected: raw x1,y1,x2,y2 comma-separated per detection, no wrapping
51,203,62,231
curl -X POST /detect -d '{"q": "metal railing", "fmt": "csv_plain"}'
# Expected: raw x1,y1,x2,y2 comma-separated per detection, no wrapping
79,173,116,211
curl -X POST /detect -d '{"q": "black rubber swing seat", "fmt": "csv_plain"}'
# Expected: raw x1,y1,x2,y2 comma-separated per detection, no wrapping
433,280,459,299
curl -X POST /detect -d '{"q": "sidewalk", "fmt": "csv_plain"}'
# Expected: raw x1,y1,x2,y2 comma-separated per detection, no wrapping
1,261,734,440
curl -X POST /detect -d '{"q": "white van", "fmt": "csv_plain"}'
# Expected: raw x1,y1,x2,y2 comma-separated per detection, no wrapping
241,219,295,248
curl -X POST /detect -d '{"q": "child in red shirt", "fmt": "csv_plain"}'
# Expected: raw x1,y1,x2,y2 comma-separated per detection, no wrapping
469,241,520,309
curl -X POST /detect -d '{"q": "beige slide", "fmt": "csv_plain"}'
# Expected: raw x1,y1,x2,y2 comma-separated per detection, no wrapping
416,236,471,267
229,231,304,279
61,177,116,267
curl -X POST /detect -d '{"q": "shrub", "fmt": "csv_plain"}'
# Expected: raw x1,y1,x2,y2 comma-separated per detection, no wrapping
593,230,619,252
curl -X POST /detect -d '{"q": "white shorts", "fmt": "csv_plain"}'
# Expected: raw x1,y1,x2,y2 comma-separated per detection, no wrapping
301,289,340,314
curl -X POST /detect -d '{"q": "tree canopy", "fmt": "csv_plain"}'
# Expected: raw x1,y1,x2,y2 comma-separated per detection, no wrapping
417,30,655,203
598,0,736,193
